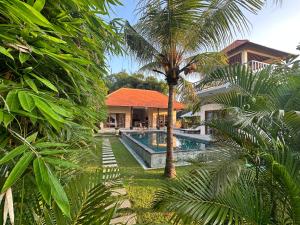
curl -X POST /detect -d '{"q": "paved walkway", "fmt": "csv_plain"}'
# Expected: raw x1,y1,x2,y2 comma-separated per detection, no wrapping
102,138,136,225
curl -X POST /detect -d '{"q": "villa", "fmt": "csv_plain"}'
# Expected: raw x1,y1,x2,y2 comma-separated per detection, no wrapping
105,88,184,129
198,40,295,135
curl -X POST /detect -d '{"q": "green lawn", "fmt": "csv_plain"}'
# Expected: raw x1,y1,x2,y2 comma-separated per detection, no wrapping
108,136,195,225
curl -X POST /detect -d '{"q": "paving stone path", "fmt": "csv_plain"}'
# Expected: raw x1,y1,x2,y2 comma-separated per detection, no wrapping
102,138,136,225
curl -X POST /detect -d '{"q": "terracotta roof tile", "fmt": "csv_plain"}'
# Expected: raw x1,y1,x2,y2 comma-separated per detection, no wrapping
106,88,184,110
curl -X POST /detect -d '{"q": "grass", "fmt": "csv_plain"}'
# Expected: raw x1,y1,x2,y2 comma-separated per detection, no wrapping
108,136,196,225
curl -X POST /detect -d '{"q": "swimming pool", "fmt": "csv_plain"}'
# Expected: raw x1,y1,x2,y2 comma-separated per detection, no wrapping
128,132,209,152
121,131,213,169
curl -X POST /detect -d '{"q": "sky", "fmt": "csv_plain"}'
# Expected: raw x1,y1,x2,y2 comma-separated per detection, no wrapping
107,0,300,75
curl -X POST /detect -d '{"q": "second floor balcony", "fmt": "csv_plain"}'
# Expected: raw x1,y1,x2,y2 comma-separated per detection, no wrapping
197,60,272,97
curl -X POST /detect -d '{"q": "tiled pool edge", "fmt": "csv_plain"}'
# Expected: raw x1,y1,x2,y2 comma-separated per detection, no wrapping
120,132,213,169
119,138,152,170
119,138,192,170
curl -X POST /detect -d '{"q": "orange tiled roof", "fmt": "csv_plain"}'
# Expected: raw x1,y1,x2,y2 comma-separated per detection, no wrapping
106,88,184,110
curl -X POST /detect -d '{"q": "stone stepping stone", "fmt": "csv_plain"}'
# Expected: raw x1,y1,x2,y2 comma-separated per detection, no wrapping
103,157,115,161
102,155,116,160
103,157,116,161
103,164,118,168
110,214,137,225
103,160,117,164
111,188,127,196
102,149,112,152
103,155,114,159
119,199,131,209
102,152,114,155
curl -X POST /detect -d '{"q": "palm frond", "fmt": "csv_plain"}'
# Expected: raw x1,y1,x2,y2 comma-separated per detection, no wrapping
153,168,270,225
34,169,121,225
124,21,160,64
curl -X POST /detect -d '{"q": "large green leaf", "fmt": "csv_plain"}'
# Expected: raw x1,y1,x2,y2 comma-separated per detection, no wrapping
0,46,14,60
0,145,28,165
0,110,14,128
18,91,35,112
40,149,67,155
6,91,20,111
39,109,62,131
48,102,72,117
35,142,69,148
33,158,51,204
24,75,39,93
33,97,65,122
1,152,34,193
7,0,52,28
29,73,58,92
33,0,45,12
44,157,80,169
19,52,30,64
47,169,71,218
41,34,66,44
26,131,38,143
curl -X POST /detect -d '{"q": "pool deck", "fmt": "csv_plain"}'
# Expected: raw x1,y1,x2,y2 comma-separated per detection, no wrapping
173,129,212,142
98,128,213,142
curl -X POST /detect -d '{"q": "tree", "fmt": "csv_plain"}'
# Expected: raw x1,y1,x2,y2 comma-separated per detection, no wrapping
0,0,122,223
153,64,300,224
124,0,272,178
106,72,168,94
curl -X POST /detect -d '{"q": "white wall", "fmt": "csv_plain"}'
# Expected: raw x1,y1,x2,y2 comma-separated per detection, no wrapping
199,103,223,135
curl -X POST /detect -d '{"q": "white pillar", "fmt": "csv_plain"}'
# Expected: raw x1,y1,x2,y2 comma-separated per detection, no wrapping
200,109,206,135
241,50,248,65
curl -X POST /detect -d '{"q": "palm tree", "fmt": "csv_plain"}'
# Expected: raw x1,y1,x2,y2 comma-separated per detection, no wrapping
124,0,273,178
153,64,300,224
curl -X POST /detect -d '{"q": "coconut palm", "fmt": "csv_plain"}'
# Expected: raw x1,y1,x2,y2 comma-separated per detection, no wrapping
124,0,274,178
153,64,300,224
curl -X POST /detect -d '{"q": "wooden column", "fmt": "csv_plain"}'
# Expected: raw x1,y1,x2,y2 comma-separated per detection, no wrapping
130,107,133,129
157,108,160,129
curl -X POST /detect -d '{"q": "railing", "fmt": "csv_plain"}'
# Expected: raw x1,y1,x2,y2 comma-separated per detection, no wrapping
248,60,271,72
197,60,274,93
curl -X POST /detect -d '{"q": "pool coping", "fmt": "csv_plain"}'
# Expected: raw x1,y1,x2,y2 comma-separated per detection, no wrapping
119,131,216,170
121,131,211,155
119,138,152,170
119,137,194,170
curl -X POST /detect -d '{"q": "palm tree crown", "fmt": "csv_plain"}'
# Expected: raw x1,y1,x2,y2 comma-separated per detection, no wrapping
124,0,270,177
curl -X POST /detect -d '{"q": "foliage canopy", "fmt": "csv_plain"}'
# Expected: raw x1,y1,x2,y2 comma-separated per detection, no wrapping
0,0,122,223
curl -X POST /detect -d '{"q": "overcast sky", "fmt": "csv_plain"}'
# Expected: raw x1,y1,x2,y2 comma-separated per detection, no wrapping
107,0,300,75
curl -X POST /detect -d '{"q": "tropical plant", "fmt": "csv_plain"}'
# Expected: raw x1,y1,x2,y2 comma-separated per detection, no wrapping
123,0,279,178
0,0,122,224
176,79,199,111
153,63,300,224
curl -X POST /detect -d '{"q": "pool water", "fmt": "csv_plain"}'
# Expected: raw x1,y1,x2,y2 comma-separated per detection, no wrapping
128,131,209,153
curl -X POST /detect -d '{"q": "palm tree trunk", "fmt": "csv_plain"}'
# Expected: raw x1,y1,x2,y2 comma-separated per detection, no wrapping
164,84,176,178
